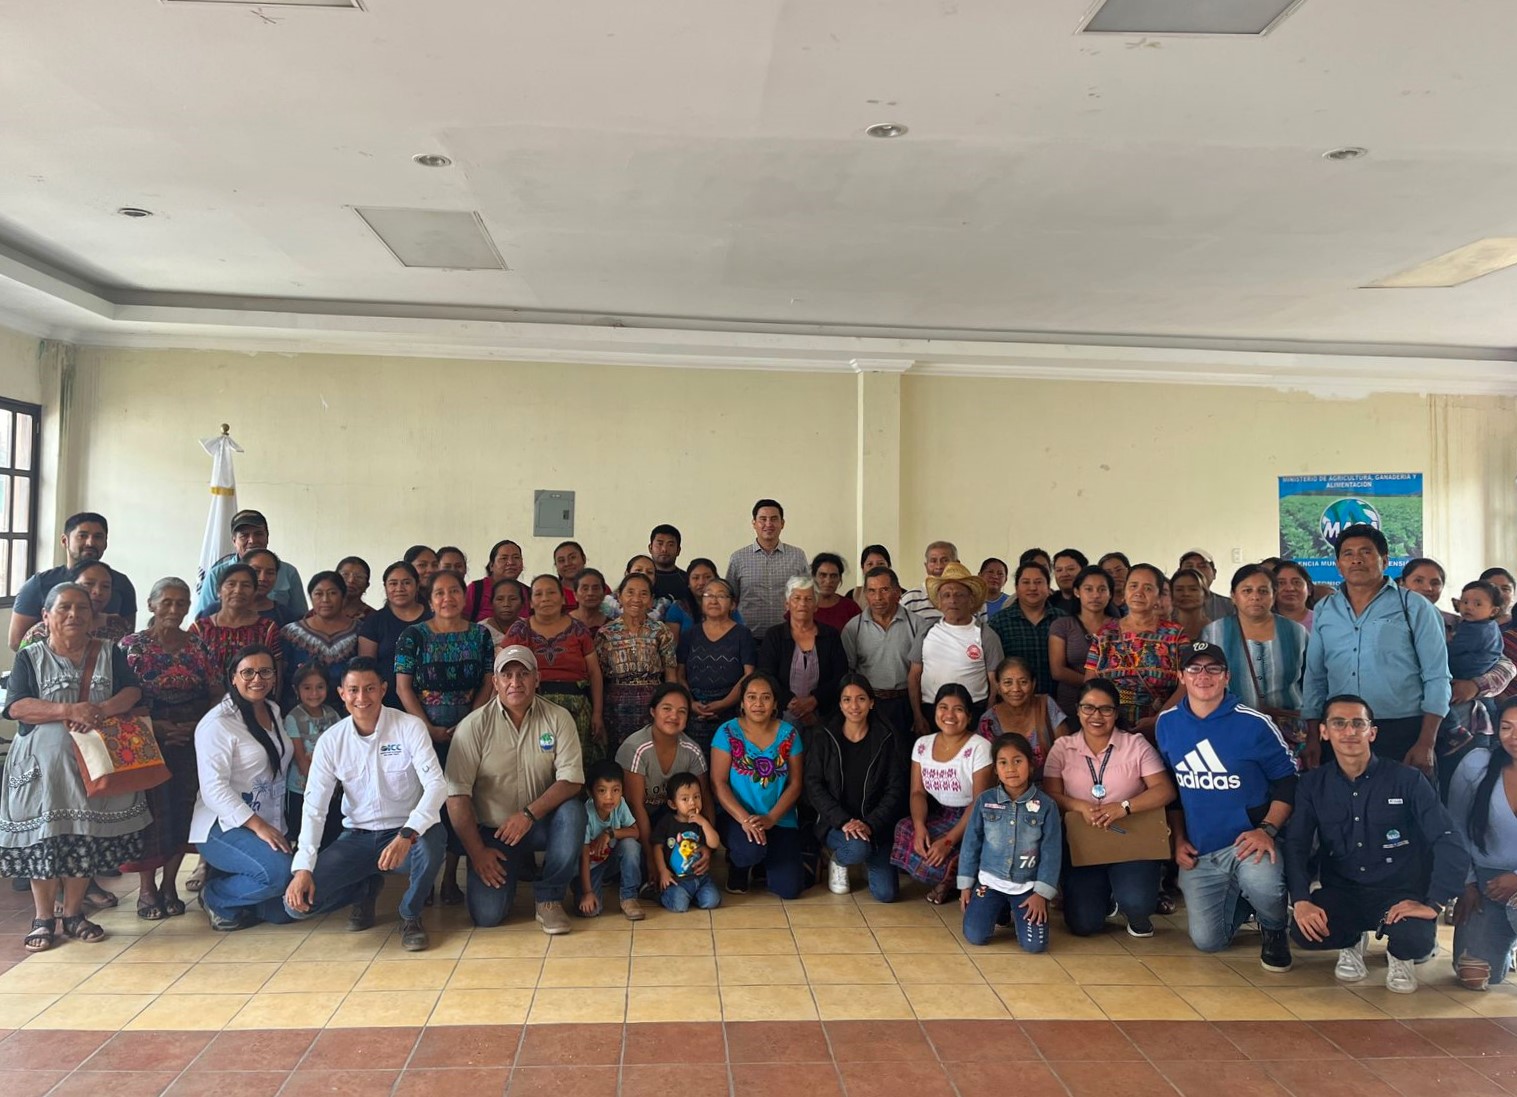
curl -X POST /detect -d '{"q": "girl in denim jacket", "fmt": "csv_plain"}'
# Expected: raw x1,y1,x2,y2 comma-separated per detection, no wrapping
958,734,1063,952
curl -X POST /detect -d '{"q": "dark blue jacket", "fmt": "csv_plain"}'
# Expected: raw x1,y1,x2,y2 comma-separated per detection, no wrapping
1285,755,1468,906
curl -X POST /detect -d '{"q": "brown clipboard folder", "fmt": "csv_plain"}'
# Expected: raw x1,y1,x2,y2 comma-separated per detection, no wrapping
1063,808,1172,867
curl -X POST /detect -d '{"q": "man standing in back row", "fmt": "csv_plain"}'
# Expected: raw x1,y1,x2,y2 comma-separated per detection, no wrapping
1301,524,1450,774
194,509,307,618
725,499,808,634
9,511,137,650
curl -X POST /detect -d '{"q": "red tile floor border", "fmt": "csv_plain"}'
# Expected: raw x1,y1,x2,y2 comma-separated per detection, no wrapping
0,1018,1515,1095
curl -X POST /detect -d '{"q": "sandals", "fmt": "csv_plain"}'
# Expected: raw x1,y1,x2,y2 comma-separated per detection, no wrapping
1156,893,1178,916
1457,951,1492,992
184,864,208,893
23,917,55,953
925,881,958,906
60,913,106,943
137,896,168,921
162,896,187,917
84,881,119,910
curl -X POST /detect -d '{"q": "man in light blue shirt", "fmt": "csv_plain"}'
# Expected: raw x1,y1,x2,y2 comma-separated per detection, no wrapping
1302,524,1450,775
194,508,307,617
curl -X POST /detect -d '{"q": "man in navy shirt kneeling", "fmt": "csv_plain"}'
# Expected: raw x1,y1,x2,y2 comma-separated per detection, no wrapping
1285,694,1469,994
1156,642,1296,973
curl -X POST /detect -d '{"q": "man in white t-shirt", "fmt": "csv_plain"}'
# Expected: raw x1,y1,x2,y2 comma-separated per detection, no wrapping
907,563,1003,734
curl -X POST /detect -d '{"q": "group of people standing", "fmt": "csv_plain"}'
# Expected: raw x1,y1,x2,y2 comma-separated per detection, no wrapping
2,504,1514,1000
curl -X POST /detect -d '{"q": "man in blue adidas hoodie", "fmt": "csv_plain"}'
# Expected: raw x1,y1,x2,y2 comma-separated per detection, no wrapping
1156,642,1297,972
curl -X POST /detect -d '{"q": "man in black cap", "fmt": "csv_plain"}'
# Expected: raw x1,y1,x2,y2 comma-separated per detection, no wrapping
194,508,307,617
1154,642,1296,971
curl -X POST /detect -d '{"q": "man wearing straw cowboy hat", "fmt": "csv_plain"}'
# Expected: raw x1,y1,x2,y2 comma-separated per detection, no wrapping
906,562,1004,735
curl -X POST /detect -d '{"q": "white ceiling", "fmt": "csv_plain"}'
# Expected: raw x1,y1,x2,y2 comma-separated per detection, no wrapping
5,0,1517,365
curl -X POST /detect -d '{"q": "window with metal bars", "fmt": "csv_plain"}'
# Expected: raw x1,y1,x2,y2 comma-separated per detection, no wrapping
0,398,41,606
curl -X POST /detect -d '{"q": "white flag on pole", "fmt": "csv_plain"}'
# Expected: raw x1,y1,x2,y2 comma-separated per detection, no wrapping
196,428,242,597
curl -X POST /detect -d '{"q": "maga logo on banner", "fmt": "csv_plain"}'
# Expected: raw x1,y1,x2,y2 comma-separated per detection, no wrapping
1278,473,1423,582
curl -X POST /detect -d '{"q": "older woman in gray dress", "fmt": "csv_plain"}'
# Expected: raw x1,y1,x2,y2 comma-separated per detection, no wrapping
1,582,149,951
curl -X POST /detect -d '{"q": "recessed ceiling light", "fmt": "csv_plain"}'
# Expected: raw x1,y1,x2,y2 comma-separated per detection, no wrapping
1079,0,1306,35
1364,238,1517,289
865,123,908,139
412,153,452,168
1322,146,1368,161
116,207,153,218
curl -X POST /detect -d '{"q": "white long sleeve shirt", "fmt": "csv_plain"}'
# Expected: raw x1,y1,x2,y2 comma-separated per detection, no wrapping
291,707,446,874
191,695,292,842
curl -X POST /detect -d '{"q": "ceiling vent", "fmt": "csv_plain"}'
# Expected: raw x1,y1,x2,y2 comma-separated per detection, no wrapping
162,1,364,9
1078,0,1305,35
352,208,507,271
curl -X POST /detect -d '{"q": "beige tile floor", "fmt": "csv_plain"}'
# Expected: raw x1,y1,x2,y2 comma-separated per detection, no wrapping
0,864,1507,1032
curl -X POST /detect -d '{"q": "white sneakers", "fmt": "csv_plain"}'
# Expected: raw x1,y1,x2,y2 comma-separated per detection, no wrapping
1334,931,1419,993
1335,932,1369,982
827,860,850,896
1386,955,1419,994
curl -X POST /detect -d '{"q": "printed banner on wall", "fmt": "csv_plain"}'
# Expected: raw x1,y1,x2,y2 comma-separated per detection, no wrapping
1278,473,1424,582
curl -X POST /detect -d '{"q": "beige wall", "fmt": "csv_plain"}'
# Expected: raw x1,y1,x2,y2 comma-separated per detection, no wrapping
51,343,1517,611
68,347,860,599
898,376,1517,587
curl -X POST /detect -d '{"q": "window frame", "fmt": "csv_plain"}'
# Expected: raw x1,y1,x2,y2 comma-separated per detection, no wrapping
0,397,42,609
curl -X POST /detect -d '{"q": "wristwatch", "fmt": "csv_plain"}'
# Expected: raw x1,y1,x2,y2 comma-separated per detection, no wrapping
1259,822,1280,839
1120,800,1132,816
398,827,418,841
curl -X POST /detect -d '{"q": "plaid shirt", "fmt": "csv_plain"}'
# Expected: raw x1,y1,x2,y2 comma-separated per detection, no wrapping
725,541,809,634
986,602,1064,695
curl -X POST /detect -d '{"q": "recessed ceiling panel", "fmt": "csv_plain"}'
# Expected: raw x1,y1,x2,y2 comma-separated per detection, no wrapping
1080,0,1303,35
163,1,362,8
352,208,506,271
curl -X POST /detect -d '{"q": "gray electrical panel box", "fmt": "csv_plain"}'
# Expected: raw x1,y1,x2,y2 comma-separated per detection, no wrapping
533,490,575,537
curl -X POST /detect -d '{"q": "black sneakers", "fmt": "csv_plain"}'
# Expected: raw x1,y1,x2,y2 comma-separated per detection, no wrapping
1260,926,1293,973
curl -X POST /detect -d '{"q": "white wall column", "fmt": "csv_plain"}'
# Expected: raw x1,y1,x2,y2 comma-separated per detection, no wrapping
853,358,911,567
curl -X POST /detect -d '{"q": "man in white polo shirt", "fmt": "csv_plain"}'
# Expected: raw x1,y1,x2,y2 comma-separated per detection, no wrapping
282,656,447,952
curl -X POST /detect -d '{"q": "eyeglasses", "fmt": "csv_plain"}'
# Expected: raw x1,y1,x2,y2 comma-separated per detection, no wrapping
1183,664,1226,677
236,668,276,682
1078,703,1117,717
1325,717,1373,731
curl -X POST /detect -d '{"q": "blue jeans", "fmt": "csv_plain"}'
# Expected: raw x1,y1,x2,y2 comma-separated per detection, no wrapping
825,828,899,903
660,873,722,912
1063,859,1163,936
723,818,805,899
198,822,297,923
1178,845,1287,952
286,824,445,922
465,798,587,928
1453,868,1517,984
962,885,1050,952
573,837,644,914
